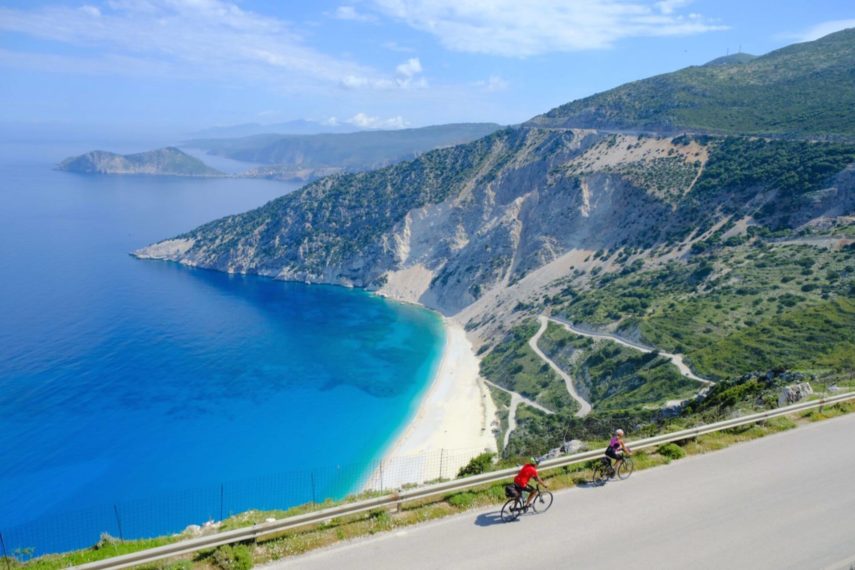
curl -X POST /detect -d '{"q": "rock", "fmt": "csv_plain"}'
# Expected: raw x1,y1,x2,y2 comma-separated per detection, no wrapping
94,532,120,549
183,524,203,537
778,382,813,407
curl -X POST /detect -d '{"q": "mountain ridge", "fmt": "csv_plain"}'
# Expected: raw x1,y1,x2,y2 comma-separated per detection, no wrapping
529,27,855,139
135,30,855,418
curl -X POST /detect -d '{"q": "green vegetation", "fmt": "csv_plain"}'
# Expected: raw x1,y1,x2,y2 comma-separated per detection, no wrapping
188,123,502,168
479,320,577,412
456,452,496,478
657,443,686,461
536,28,855,138
486,385,511,450
551,238,855,381
182,127,525,279
16,398,854,570
211,544,253,570
537,322,699,412
604,156,699,202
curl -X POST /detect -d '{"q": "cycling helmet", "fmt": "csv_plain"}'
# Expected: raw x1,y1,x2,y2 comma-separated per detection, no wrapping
530,456,540,466
615,428,625,436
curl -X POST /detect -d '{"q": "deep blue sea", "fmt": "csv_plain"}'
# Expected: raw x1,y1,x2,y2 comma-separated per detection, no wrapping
0,142,443,555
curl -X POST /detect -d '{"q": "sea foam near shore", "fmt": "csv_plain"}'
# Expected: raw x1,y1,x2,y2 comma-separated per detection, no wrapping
363,318,497,490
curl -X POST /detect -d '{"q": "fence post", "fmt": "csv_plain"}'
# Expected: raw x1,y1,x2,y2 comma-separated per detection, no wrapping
380,461,384,491
0,531,10,570
113,505,124,541
310,472,316,505
439,449,445,480
220,483,224,522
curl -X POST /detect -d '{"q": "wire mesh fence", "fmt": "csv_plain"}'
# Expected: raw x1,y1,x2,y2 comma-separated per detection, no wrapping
0,445,490,561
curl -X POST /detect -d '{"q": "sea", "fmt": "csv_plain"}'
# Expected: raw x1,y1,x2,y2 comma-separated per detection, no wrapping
0,140,444,556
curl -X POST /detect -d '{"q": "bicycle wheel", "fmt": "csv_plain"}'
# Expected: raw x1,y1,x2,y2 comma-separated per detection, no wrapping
532,490,553,513
501,499,522,522
617,458,634,480
591,463,608,485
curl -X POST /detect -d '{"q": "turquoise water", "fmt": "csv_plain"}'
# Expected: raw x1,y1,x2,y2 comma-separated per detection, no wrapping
0,143,444,555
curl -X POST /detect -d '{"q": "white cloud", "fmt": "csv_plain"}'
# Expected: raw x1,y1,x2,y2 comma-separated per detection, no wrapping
382,40,415,52
654,0,691,15
0,1,401,89
394,57,427,88
369,0,726,57
474,75,509,92
79,5,101,17
395,57,422,77
346,112,408,129
341,57,427,89
787,19,855,42
331,5,377,22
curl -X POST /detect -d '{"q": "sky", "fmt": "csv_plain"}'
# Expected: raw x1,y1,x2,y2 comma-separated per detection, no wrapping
1,0,853,138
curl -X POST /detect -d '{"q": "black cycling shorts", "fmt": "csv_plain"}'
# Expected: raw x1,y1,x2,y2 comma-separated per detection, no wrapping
514,483,534,494
605,447,622,461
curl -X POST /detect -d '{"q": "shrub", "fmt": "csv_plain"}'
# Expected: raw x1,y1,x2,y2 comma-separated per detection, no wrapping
658,443,687,461
457,451,496,477
447,492,477,510
212,544,253,570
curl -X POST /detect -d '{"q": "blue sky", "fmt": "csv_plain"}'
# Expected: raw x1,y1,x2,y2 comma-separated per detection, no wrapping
1,0,853,136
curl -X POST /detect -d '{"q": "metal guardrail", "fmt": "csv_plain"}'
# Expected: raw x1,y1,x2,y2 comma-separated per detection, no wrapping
77,391,855,569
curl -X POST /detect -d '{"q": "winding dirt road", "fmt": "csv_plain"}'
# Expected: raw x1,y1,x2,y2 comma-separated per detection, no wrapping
547,316,713,386
529,315,592,417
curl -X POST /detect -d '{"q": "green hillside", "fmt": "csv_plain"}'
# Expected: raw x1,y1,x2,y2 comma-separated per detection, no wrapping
187,123,503,169
532,28,855,138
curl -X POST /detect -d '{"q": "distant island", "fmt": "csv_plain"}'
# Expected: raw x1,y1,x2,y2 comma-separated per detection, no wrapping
59,123,504,183
186,122,503,182
57,147,225,177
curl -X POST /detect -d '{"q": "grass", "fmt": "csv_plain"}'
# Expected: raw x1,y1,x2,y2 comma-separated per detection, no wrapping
536,321,699,411
480,320,578,413
15,400,852,570
486,385,511,450
552,239,855,382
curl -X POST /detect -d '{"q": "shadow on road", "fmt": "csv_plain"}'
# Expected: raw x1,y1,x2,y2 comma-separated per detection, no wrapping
474,511,507,527
575,480,606,490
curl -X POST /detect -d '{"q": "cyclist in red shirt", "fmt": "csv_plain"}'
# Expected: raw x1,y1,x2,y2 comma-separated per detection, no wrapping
513,457,547,509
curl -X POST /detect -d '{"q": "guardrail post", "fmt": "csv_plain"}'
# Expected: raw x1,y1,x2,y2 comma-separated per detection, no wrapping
113,505,124,541
1,531,10,570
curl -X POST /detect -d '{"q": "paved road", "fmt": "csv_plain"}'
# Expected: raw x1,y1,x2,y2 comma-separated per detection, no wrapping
269,413,855,570
548,316,714,386
529,315,592,417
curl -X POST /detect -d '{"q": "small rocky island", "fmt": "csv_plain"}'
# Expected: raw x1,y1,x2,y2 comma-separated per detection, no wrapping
57,147,224,177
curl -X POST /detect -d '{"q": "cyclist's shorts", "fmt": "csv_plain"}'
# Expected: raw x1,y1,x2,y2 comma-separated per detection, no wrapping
605,447,622,461
514,483,534,494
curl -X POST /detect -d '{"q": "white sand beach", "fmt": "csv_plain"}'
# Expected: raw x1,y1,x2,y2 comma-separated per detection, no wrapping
363,318,497,491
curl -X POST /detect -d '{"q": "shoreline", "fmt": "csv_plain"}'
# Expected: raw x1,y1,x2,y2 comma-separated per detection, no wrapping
363,317,497,490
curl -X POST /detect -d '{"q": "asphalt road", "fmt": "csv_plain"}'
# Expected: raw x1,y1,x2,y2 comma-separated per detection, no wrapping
269,413,855,570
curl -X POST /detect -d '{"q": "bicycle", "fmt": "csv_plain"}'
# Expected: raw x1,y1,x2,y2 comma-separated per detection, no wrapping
591,455,634,484
500,484,554,522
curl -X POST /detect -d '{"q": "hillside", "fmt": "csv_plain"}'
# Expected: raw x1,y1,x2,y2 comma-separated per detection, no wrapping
58,147,224,177
136,30,855,454
186,123,503,179
530,28,855,138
